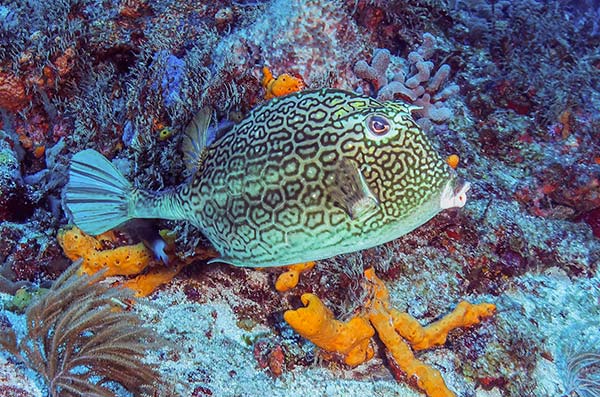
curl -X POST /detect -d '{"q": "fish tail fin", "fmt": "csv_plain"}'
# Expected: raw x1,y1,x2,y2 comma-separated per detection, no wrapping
65,149,133,235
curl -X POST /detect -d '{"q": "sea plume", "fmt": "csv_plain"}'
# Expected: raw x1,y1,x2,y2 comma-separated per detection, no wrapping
0,260,164,397
557,323,600,397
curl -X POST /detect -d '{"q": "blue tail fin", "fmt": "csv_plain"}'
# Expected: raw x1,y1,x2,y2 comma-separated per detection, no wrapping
65,149,132,235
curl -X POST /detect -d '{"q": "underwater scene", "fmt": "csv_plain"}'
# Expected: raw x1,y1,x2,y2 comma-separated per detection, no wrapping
0,0,599,396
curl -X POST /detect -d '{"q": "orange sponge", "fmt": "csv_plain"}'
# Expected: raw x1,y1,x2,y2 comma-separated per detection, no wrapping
57,226,153,277
391,301,496,351
123,265,183,297
262,66,305,100
282,267,495,397
275,261,315,292
57,226,183,297
369,304,453,397
364,268,495,397
284,293,375,367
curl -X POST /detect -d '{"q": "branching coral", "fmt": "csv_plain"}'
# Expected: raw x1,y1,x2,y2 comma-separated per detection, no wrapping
354,33,459,131
0,261,166,397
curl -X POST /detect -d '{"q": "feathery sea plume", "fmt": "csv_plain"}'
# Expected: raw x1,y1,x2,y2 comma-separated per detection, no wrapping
557,323,600,397
0,260,165,397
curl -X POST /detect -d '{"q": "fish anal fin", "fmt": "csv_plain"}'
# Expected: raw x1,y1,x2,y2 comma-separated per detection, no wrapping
327,159,379,220
208,256,241,267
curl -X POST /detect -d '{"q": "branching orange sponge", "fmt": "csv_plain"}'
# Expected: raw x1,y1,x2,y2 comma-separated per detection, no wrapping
262,66,305,100
283,267,495,397
391,301,496,351
364,267,496,397
283,293,375,367
57,226,180,297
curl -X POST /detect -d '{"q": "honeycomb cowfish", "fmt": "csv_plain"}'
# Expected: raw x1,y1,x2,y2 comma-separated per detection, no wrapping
65,89,470,268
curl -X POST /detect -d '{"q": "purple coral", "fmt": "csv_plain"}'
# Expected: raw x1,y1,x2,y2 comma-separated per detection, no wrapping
353,48,390,91
355,33,460,131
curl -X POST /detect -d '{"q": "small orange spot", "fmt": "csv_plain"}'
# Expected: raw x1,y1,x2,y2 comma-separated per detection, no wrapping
594,157,600,165
33,145,45,159
447,154,459,169
19,135,33,150
262,66,305,100
558,109,572,139
541,184,556,195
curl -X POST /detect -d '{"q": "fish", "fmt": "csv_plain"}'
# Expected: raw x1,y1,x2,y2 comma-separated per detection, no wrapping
65,88,470,268
121,219,169,264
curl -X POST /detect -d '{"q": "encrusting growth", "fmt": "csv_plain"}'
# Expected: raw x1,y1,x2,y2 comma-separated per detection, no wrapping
57,226,183,297
122,264,184,297
275,261,316,292
57,226,153,277
284,267,496,397
261,66,305,99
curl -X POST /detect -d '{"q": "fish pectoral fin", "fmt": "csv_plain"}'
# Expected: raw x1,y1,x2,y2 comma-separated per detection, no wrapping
328,159,379,220
182,107,212,175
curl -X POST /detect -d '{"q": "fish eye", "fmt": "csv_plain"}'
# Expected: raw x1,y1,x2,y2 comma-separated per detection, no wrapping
366,115,391,136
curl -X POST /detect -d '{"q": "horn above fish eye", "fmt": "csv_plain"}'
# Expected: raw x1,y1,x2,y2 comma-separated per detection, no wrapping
366,115,391,136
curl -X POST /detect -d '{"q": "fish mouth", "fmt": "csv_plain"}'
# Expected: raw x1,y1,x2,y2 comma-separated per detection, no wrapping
440,177,471,210
454,177,471,197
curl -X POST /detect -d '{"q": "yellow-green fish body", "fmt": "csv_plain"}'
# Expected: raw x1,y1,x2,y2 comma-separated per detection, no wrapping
66,89,469,267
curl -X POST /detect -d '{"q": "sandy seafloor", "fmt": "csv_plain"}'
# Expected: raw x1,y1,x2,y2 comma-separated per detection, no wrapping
1,0,599,396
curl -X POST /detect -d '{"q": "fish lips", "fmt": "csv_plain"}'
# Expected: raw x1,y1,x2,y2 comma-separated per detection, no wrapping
440,177,471,210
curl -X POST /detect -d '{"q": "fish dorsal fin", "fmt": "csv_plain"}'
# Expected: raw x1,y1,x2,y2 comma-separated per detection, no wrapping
182,107,212,175
328,159,380,220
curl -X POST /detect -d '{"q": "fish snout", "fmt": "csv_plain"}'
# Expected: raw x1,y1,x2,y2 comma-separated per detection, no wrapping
440,177,470,210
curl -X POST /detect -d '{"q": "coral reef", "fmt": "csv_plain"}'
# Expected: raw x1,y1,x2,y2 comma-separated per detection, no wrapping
0,135,32,222
0,71,29,112
0,0,599,396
